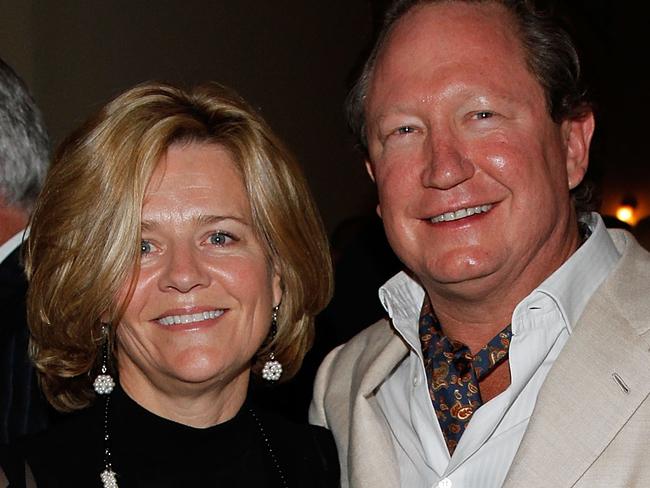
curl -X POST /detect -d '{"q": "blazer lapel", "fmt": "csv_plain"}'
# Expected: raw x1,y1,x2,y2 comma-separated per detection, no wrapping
348,329,408,488
505,234,650,487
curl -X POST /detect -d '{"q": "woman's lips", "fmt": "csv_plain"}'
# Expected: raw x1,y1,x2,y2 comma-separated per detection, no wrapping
156,309,225,326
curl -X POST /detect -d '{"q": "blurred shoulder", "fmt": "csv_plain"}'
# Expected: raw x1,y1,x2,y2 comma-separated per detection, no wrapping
7,405,101,486
17,404,97,451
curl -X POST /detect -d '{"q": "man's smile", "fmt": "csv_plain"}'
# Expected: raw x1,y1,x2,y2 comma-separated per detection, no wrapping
430,204,493,223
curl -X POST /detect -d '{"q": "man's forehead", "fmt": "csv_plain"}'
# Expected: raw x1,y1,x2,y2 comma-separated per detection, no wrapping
380,2,520,64
365,2,532,109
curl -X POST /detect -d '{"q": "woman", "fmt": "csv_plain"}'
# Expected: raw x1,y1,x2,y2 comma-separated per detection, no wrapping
2,82,337,487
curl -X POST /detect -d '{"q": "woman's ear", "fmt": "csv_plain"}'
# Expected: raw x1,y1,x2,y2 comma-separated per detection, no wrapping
271,268,283,309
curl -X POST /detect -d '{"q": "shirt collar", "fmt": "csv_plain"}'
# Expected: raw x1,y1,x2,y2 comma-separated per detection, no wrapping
532,212,620,333
378,270,424,350
379,212,621,337
0,228,27,264
379,271,424,321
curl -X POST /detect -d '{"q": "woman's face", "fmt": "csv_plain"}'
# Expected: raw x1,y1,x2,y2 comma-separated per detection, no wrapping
116,142,282,409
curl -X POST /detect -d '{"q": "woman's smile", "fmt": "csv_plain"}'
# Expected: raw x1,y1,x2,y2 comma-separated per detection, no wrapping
155,307,226,327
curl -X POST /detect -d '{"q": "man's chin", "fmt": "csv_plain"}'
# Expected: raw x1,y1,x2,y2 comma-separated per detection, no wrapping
416,257,503,298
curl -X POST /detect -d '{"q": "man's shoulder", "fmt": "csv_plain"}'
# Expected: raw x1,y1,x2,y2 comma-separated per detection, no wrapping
313,317,406,402
342,316,395,345
0,246,28,334
608,228,650,266
327,317,398,364
310,317,406,434
0,246,25,280
599,230,650,320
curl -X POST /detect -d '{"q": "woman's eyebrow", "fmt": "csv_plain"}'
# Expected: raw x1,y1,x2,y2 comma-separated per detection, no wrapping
140,214,249,232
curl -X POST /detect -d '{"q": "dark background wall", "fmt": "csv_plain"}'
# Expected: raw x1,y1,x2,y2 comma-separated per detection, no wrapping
2,1,647,233
0,0,378,233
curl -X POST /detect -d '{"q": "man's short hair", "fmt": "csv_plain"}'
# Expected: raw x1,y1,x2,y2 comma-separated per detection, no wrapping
346,0,594,210
0,57,50,209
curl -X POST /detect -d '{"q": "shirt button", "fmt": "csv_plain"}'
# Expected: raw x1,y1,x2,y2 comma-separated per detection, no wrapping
412,374,420,387
437,478,452,488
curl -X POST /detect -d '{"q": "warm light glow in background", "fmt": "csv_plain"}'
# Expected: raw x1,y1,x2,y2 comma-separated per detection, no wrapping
615,205,635,224
601,187,649,228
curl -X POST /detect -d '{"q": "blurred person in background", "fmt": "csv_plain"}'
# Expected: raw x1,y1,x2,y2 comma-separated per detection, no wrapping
0,56,51,445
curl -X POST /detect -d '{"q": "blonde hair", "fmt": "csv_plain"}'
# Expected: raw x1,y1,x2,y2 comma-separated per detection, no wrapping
25,82,333,412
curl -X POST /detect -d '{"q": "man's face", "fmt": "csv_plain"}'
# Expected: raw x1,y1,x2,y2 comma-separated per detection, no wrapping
365,2,594,300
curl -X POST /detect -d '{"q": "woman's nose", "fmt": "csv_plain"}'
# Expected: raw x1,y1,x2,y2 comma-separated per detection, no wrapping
159,245,210,293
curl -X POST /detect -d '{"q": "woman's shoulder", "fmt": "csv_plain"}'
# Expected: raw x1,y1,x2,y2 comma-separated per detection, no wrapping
19,404,98,452
3,405,102,486
253,407,340,488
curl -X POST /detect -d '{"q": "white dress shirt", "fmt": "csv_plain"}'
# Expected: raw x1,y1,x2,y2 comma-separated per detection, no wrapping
375,213,621,488
0,229,27,265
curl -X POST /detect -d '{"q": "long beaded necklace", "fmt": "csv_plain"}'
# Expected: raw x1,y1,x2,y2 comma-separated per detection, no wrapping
248,407,289,488
99,395,117,488
99,395,289,488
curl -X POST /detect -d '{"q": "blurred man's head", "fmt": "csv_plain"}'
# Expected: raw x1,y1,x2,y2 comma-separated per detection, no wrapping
0,57,49,242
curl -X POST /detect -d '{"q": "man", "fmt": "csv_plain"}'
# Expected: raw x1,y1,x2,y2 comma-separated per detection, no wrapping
0,57,50,443
310,1,650,487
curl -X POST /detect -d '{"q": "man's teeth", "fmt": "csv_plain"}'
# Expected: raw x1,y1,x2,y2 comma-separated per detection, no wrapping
158,310,224,326
431,204,492,223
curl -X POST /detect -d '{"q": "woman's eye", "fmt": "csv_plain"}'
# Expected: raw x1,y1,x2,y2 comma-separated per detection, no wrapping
140,240,153,255
209,232,233,246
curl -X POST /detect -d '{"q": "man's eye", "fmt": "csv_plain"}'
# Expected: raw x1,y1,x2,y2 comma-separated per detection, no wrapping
209,232,233,246
140,240,152,255
474,111,494,120
396,126,416,135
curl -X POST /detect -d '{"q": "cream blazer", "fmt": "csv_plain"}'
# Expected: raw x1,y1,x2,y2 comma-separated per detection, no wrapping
310,230,650,487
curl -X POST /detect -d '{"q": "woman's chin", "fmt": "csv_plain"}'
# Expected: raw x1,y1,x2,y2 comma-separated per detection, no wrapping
164,351,250,389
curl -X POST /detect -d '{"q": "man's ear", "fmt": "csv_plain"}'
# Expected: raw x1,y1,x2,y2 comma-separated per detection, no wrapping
364,160,383,218
365,159,376,183
564,111,595,190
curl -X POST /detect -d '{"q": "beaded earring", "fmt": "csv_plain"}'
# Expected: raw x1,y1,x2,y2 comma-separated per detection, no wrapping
93,325,115,395
261,306,283,382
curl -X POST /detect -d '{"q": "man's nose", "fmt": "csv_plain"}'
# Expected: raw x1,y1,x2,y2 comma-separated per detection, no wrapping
420,134,475,190
160,245,210,293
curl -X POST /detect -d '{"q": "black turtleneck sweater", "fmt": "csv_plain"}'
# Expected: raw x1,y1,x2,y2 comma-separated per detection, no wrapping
5,386,339,487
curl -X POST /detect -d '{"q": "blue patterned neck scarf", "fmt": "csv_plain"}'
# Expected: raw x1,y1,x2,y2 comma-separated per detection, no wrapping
419,298,512,455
